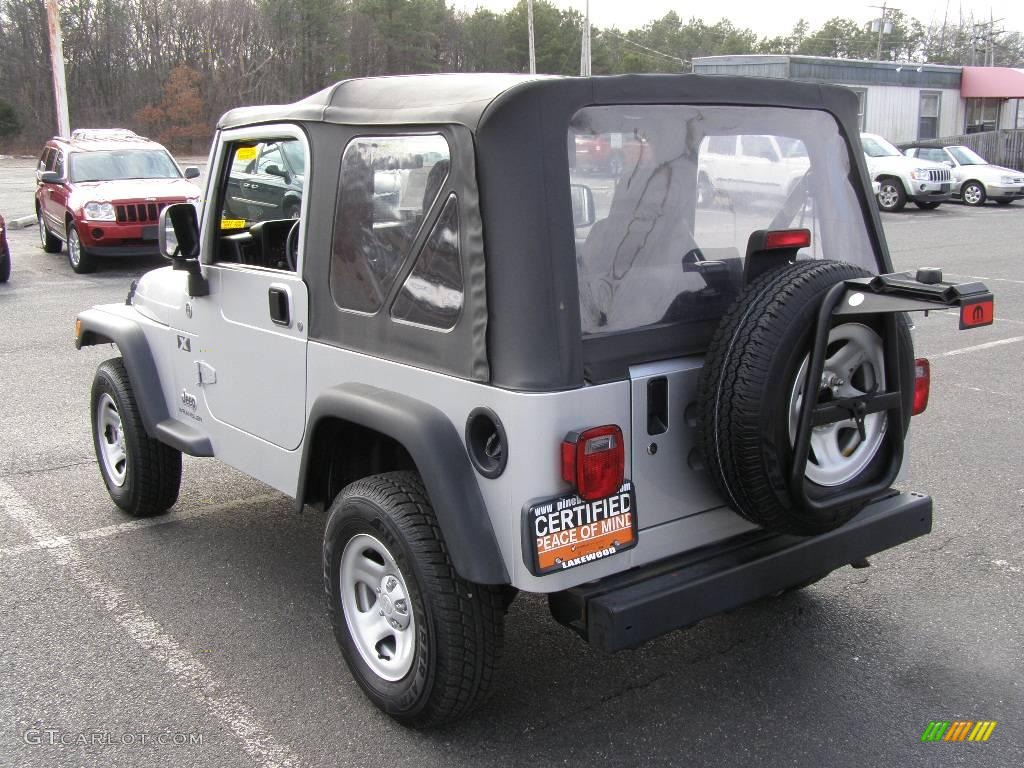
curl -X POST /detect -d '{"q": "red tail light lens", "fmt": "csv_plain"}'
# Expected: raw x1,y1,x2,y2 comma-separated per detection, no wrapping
912,358,930,416
764,228,811,250
561,425,624,501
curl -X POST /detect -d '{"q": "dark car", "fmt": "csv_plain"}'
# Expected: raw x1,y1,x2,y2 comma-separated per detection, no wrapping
224,139,305,222
35,128,202,274
0,214,9,282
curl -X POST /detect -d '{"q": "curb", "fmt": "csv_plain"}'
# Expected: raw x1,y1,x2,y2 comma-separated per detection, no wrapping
10,215,37,229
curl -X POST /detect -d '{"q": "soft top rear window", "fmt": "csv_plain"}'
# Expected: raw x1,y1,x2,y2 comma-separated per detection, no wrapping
568,105,876,341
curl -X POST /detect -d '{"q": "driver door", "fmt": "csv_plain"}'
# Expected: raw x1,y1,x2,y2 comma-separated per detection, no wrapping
179,126,309,451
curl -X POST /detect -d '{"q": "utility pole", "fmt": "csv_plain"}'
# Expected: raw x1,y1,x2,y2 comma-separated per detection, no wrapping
45,0,70,137
869,3,894,60
527,0,536,75
580,0,591,76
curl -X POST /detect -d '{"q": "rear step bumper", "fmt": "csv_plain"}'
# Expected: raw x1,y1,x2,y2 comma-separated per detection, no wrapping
548,491,932,652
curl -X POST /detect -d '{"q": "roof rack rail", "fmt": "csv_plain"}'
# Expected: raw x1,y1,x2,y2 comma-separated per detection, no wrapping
70,128,148,142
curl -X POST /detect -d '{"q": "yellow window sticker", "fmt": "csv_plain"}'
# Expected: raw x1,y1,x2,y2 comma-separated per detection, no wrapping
235,146,257,162
220,218,246,230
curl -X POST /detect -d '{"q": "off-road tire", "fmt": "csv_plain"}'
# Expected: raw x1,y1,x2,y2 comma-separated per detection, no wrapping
698,260,914,535
961,181,986,206
38,212,62,253
876,178,907,212
323,471,504,728
91,358,182,516
67,224,97,274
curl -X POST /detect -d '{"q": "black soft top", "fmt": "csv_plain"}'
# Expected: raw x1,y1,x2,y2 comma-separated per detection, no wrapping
221,74,884,392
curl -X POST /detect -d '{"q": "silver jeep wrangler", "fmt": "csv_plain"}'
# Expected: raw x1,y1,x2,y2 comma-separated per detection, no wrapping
76,73,993,727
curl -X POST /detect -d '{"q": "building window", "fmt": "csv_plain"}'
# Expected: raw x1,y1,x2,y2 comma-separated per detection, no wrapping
918,91,941,140
965,98,1000,134
849,88,867,130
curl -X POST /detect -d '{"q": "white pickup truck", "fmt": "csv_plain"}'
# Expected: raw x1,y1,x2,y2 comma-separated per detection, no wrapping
861,132,952,212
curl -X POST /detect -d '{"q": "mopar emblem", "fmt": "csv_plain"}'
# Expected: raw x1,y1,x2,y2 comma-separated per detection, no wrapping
181,390,197,410
177,335,191,352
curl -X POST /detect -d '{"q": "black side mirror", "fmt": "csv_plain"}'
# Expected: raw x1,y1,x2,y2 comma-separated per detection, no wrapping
39,171,62,184
159,203,208,297
264,164,291,183
570,183,596,228
183,166,201,179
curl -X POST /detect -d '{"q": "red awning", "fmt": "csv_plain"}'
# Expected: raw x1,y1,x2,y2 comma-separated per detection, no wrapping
961,67,1024,98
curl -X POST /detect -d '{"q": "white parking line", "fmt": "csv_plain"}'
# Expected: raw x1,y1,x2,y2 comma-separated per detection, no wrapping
0,481,301,768
935,336,1024,358
0,492,282,559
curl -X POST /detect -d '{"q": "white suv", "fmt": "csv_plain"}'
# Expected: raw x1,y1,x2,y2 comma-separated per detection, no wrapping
861,132,952,212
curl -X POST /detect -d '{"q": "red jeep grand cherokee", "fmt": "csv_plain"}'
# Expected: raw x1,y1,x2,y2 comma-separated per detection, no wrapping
35,129,201,273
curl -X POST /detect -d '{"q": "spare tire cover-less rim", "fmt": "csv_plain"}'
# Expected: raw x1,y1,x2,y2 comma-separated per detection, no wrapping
697,259,913,536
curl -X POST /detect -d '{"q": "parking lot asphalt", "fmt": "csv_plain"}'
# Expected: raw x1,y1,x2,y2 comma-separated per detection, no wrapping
1,159,1022,767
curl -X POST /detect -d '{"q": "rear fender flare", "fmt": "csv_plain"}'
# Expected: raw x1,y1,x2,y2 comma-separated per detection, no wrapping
298,383,509,585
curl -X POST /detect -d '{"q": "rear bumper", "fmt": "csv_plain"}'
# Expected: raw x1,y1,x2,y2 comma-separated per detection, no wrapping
548,490,931,652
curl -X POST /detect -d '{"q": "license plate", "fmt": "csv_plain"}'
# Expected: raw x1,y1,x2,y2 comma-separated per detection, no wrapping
940,184,950,192
525,481,637,575
142,225,158,240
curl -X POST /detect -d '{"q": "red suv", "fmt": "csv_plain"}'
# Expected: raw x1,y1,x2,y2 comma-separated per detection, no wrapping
35,129,201,273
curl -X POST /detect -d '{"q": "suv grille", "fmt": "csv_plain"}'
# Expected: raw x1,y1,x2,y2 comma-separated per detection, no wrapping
115,202,167,223
928,168,951,182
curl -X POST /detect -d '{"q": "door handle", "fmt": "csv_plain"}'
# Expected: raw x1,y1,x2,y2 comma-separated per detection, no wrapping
268,287,290,326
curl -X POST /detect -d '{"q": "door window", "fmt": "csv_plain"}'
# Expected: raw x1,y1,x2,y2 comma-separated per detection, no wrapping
740,135,779,161
214,137,306,270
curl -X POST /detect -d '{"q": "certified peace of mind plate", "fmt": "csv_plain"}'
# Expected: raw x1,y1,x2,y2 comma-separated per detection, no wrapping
525,481,637,575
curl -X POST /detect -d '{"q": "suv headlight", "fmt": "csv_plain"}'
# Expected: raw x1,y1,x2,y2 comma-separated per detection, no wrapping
83,201,116,221
910,169,932,181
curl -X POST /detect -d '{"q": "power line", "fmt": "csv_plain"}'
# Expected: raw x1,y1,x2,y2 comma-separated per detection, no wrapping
597,28,687,68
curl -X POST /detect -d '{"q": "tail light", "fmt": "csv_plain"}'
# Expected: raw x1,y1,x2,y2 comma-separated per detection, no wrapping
912,358,930,415
763,228,811,250
561,425,624,501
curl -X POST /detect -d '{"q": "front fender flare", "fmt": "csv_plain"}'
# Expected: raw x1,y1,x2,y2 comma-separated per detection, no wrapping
76,307,212,457
298,383,509,585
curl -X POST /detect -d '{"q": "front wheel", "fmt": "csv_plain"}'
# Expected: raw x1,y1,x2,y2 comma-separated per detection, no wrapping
91,358,182,516
914,201,941,210
876,179,906,212
994,199,1014,206
0,245,9,283
323,471,504,728
67,224,96,274
961,181,986,206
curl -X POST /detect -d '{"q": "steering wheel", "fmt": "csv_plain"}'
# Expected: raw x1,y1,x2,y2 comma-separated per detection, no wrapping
285,219,300,271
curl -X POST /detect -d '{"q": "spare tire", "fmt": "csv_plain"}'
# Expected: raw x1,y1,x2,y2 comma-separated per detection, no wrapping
698,259,913,535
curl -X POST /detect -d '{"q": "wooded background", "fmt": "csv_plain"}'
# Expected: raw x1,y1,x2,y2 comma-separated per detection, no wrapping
1,0,1022,152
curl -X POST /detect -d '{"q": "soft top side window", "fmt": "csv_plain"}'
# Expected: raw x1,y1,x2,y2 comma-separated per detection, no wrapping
330,134,451,314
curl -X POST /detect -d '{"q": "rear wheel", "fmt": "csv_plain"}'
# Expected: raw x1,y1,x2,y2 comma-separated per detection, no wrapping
961,181,986,206
0,245,9,282
698,260,914,535
67,224,96,274
876,179,906,212
323,471,504,728
38,212,61,253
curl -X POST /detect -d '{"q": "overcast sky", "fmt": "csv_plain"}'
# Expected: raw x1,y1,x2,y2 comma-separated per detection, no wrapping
449,0,1022,38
